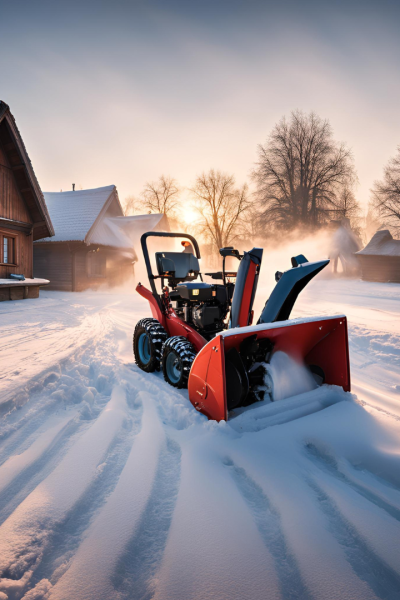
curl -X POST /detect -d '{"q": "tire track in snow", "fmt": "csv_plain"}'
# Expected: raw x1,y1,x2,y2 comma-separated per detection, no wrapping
305,443,400,522
0,386,128,596
0,417,73,493
0,417,84,526
151,442,280,600
307,478,400,600
0,312,105,408
223,457,310,600
47,391,167,600
111,436,181,600
28,396,143,593
0,324,118,477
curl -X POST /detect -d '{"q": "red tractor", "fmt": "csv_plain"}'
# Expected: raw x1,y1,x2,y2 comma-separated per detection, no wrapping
134,232,350,421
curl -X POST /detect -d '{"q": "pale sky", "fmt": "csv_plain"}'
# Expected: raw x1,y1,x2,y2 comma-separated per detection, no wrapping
1,0,399,214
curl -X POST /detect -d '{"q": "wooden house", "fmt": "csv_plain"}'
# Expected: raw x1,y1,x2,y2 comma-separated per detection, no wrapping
33,185,169,291
356,229,400,283
0,101,54,301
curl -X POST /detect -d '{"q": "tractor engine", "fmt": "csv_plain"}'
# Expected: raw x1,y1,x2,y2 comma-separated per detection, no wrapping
169,282,231,337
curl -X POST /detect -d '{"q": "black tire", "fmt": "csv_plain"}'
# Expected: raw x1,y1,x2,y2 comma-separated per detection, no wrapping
133,318,168,373
162,336,196,389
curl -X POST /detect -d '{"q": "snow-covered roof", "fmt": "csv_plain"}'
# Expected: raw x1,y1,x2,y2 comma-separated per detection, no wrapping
38,185,121,243
357,230,400,257
106,214,169,247
87,213,169,258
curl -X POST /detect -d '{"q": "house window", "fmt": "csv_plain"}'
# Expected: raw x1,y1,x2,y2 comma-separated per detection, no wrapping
87,249,106,278
1,235,16,265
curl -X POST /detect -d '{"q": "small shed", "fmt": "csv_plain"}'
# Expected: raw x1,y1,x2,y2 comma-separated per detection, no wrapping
33,186,169,291
0,101,54,300
356,230,400,283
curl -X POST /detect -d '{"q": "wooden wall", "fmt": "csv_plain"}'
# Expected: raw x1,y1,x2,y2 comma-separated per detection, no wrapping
358,255,400,283
0,144,32,224
34,243,134,291
34,244,73,290
0,228,33,279
0,139,34,278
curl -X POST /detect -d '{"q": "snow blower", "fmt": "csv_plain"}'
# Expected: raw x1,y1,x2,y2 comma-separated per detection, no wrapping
134,232,350,421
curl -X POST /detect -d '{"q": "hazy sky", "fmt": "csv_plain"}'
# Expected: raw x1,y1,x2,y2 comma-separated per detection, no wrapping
1,0,399,212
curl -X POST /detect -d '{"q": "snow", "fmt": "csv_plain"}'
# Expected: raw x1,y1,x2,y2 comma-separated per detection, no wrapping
0,275,400,599
39,186,117,243
357,229,400,256
221,313,346,337
87,214,169,256
0,279,49,287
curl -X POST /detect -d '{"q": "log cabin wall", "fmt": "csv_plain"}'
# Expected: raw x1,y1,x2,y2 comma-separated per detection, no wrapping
34,243,134,291
358,255,400,283
0,140,34,278
33,243,73,290
0,144,33,223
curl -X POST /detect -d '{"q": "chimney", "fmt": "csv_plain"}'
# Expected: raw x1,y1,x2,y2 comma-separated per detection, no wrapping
72,183,75,191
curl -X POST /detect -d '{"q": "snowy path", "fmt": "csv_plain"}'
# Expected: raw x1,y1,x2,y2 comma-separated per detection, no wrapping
0,281,399,600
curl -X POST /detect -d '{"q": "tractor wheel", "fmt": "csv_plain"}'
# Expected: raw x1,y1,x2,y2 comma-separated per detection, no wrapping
133,318,168,373
162,336,196,389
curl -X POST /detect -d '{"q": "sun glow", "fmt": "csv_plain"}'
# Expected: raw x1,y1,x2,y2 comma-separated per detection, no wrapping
181,207,199,226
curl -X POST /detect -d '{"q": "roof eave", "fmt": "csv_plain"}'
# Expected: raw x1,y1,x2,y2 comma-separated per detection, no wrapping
84,186,122,245
0,102,55,239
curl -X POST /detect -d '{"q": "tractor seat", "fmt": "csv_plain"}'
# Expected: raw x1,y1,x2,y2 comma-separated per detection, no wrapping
156,252,200,282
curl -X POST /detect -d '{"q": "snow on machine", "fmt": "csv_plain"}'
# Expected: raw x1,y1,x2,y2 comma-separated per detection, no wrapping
134,232,350,421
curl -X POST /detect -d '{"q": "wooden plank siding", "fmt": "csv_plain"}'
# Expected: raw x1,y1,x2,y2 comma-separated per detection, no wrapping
0,140,34,278
33,244,73,291
0,144,33,224
0,228,32,279
357,255,400,283
34,243,134,291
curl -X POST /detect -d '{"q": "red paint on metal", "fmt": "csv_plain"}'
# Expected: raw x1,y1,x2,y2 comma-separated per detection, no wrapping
188,335,227,421
305,317,351,391
237,260,257,327
135,283,166,328
188,316,350,421
136,284,207,351
165,312,207,353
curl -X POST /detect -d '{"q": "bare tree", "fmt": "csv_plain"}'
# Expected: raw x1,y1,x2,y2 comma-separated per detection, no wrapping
141,175,180,216
251,110,356,231
240,203,267,244
190,169,250,250
123,195,139,216
371,147,400,233
329,187,360,221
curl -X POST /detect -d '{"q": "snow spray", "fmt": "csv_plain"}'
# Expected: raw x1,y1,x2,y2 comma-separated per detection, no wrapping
264,351,318,402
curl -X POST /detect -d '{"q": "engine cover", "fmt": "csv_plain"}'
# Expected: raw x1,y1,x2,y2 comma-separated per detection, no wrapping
192,305,221,329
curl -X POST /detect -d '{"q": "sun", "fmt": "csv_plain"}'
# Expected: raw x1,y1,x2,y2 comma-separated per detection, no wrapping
181,207,199,226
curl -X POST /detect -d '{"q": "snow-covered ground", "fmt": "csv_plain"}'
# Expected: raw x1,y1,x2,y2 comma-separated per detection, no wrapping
0,276,400,600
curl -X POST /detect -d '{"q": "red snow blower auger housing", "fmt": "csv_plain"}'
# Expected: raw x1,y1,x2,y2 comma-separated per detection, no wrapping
134,232,350,421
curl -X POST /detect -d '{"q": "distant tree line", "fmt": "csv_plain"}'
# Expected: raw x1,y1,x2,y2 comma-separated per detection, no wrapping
124,171,257,250
124,110,400,249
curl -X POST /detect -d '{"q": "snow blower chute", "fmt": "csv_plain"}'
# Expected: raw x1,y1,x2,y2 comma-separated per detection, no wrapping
134,232,350,421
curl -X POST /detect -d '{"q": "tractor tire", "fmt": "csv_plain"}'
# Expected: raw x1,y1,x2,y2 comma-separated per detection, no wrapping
162,336,196,389
133,318,168,373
